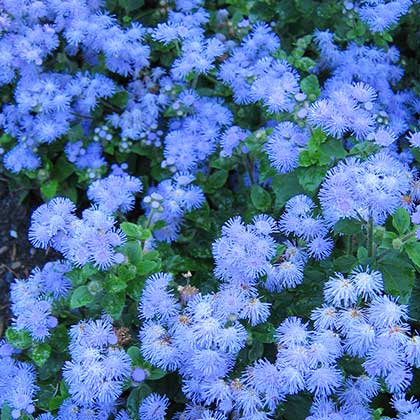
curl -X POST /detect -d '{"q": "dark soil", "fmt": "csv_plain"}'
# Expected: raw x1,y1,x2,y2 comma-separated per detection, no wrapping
0,179,53,336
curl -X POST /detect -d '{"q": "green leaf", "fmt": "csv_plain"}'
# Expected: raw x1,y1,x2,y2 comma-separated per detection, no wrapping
272,172,304,207
379,254,415,303
123,241,143,265
49,396,66,411
283,394,311,420
121,222,142,240
120,0,144,12
70,285,94,309
206,169,229,190
104,274,127,293
127,346,144,365
319,138,347,165
31,343,51,367
136,259,158,275
250,184,272,211
297,166,327,193
104,291,125,319
59,186,78,203
334,219,361,235
252,323,276,343
333,255,357,273
357,246,369,262
295,34,313,49
294,56,316,71
126,277,146,301
300,75,320,100
404,241,420,270
372,408,384,420
53,156,74,182
109,91,129,108
82,263,97,278
67,125,83,141
41,179,58,200
1,403,12,420
147,367,167,380
392,208,411,235
248,340,264,362
381,231,398,249
0,134,11,145
127,384,152,420
408,274,420,319
5,328,31,350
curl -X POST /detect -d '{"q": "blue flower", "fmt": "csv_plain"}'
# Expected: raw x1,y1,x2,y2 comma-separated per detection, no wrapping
307,366,343,397
349,266,384,299
358,0,413,33
63,317,130,408
0,355,38,419
265,122,309,174
139,273,180,322
139,393,169,420
87,170,142,214
324,273,357,307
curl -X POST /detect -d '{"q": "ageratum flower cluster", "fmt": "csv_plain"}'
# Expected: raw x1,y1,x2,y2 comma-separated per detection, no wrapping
138,271,263,417
10,261,71,341
143,172,205,242
319,152,413,225
1,0,420,419
0,341,38,419
0,0,149,172
28,197,126,270
136,265,420,419
62,317,131,415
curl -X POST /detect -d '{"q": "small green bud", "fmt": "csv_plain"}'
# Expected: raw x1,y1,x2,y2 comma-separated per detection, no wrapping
87,280,103,296
392,238,403,250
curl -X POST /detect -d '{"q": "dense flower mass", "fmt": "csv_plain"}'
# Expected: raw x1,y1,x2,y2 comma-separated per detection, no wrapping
62,317,131,411
10,261,71,341
0,341,38,419
0,0,420,419
28,197,127,270
319,152,413,225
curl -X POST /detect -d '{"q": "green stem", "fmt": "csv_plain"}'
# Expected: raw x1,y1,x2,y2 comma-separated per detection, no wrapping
345,234,352,256
70,111,94,120
174,40,181,56
367,217,374,258
100,99,121,113
245,155,256,185
204,73,218,84
145,208,155,230
192,74,199,89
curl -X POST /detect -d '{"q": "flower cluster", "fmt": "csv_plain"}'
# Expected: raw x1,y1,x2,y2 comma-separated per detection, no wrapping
162,94,233,172
357,0,414,33
65,141,106,173
0,341,38,419
10,261,71,341
143,172,205,242
2,72,116,173
62,317,131,412
279,194,334,261
313,30,417,140
213,209,331,294
28,197,126,270
87,168,143,214
319,152,413,225
265,121,310,173
138,272,269,414
234,266,420,419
